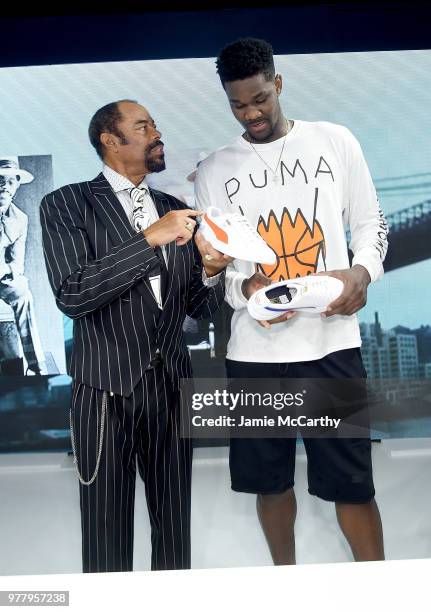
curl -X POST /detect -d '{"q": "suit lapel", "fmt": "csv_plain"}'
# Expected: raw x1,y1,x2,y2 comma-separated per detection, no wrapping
85,173,161,306
85,173,135,245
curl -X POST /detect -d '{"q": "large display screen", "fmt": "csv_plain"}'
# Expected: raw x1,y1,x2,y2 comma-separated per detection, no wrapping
1,49,430,450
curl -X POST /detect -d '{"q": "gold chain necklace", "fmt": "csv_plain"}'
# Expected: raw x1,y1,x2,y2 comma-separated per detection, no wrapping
248,118,292,184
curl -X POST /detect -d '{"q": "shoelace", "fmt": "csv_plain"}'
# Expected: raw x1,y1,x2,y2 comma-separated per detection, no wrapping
227,214,266,243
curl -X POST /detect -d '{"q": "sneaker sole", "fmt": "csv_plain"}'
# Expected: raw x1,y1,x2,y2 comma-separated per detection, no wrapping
247,302,326,320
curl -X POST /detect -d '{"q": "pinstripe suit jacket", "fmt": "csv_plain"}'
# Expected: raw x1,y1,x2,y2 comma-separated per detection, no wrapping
40,173,225,396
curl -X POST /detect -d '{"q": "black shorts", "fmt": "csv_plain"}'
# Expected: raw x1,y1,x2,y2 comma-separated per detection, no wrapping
227,348,375,504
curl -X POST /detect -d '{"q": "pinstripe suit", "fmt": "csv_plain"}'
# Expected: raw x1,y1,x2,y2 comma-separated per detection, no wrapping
40,173,225,572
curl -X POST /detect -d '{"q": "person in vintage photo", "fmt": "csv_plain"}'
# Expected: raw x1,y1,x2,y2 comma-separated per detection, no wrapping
0,156,45,375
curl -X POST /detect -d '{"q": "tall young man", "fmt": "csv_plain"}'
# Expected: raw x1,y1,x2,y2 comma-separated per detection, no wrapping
195,39,388,563
40,100,229,572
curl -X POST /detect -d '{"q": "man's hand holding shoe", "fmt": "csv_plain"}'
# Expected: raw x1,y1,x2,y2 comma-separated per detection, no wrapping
194,232,233,277
242,272,297,329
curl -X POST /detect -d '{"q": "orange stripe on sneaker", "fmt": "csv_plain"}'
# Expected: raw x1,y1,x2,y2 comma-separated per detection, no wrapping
204,214,229,244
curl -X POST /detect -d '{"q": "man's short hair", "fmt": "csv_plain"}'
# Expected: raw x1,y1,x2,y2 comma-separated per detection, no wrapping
88,99,137,160
216,38,275,86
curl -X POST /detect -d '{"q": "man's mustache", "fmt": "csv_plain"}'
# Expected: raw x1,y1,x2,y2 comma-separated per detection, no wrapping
147,140,164,152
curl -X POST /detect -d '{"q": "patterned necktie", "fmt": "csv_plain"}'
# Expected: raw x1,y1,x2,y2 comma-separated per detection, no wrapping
128,185,165,310
129,186,151,232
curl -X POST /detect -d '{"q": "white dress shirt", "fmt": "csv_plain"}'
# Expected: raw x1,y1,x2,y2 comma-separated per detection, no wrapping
103,164,165,307
103,164,167,264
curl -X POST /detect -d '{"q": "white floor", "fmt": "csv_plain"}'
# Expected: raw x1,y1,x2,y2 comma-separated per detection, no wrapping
0,439,430,575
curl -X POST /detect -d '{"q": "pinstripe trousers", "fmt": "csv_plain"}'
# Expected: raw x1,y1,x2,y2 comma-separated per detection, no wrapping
71,361,192,572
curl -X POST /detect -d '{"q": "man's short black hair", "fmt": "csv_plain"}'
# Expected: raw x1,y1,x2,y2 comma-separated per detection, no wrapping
88,99,137,160
216,38,275,86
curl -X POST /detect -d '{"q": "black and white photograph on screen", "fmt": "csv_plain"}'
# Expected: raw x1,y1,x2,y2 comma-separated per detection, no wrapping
0,155,65,376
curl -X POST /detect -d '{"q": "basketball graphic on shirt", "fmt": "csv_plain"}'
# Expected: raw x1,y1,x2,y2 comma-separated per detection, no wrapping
256,207,326,280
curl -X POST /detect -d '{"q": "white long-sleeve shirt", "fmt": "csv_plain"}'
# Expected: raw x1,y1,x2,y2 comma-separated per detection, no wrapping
195,119,388,363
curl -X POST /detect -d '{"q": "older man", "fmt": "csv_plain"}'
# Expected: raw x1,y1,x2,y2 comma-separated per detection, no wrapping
40,99,230,573
0,156,44,374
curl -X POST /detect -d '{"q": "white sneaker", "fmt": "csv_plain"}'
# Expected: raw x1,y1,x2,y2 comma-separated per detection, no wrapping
247,275,344,320
198,206,276,264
